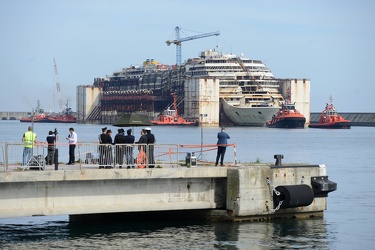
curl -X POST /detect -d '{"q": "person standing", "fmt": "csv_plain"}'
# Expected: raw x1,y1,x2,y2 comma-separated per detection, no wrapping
98,127,112,169
22,126,37,166
66,127,77,165
98,127,108,169
114,128,126,168
46,130,58,165
215,127,230,167
136,129,148,168
137,129,148,151
105,129,113,168
144,127,155,168
124,129,135,168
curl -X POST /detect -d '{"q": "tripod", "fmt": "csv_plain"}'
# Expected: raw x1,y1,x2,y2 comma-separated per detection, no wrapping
25,154,45,170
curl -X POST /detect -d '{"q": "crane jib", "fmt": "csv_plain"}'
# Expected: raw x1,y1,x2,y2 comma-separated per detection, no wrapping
166,26,220,65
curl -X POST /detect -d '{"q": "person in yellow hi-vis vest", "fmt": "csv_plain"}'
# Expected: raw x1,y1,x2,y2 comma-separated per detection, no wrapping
22,126,37,166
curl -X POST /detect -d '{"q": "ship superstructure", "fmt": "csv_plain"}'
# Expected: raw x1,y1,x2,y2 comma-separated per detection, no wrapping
184,49,284,126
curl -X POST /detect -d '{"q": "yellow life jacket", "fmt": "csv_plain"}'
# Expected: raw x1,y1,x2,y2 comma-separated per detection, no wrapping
24,131,36,148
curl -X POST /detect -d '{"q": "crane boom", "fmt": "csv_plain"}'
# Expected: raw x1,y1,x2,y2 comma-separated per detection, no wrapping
166,26,220,65
53,57,63,113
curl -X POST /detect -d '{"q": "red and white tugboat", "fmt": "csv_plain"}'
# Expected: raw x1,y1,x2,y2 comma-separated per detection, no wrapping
266,102,306,128
152,94,196,126
309,97,351,129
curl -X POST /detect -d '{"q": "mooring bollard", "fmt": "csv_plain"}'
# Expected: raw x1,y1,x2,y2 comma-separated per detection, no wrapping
274,154,283,166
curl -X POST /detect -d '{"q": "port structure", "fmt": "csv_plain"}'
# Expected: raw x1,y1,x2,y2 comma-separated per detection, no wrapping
166,26,220,66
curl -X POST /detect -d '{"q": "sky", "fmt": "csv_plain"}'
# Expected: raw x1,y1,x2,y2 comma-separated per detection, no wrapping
0,0,374,112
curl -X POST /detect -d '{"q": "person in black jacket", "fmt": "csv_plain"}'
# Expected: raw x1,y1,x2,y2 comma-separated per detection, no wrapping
105,130,113,168
144,127,155,168
124,129,135,168
46,130,58,165
99,127,112,169
114,128,126,168
136,129,148,168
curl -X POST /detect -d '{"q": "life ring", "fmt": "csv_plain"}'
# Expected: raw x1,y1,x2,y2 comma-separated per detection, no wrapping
136,147,147,168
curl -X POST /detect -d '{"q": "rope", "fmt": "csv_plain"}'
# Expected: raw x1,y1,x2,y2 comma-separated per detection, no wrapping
179,143,235,148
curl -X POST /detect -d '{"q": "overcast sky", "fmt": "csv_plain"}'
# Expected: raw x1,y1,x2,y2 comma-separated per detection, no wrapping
0,0,374,112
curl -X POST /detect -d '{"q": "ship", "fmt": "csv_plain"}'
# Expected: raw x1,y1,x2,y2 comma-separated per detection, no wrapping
309,97,350,129
46,103,76,123
89,59,175,124
84,50,294,126
19,100,49,123
266,102,306,128
184,49,284,126
152,94,197,126
20,101,76,123
19,114,49,123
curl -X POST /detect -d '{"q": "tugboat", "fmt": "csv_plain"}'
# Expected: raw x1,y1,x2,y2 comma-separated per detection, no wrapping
47,101,76,123
266,102,306,128
152,94,197,126
309,97,350,129
20,100,50,123
20,100,76,123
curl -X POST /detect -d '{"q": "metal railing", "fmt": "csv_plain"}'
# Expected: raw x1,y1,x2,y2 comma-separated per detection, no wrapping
0,142,237,172
78,143,181,169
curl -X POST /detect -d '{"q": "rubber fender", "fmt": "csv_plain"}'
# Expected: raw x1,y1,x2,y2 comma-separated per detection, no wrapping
273,184,314,209
311,176,337,197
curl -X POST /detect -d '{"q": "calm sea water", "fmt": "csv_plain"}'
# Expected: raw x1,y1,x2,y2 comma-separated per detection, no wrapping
1,121,374,249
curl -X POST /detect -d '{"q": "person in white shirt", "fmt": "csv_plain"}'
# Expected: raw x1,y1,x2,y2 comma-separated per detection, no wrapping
66,127,77,165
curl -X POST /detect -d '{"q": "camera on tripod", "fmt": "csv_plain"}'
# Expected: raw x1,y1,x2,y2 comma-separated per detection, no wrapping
52,128,58,135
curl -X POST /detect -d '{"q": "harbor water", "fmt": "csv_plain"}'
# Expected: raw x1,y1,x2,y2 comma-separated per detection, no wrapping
1,121,374,249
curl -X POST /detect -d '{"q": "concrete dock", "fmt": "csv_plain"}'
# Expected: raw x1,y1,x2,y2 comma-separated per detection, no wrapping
0,161,336,221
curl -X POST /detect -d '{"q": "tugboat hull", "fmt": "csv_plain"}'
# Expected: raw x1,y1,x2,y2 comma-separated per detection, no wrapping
308,122,351,129
267,117,306,128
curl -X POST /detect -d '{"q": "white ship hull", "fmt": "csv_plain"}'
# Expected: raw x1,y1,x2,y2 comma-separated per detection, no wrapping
222,99,279,126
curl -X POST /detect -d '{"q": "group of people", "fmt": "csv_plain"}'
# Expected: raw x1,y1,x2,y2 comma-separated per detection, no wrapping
22,125,230,168
98,126,155,169
98,127,136,169
22,126,77,166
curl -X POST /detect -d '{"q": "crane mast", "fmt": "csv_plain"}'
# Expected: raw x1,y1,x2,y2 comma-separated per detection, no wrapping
166,26,220,65
53,57,63,113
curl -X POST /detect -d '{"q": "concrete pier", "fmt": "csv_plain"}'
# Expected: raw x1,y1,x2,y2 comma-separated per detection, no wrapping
0,163,335,221
226,164,329,220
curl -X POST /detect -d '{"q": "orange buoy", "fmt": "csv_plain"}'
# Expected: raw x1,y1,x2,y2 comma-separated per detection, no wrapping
136,147,147,168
